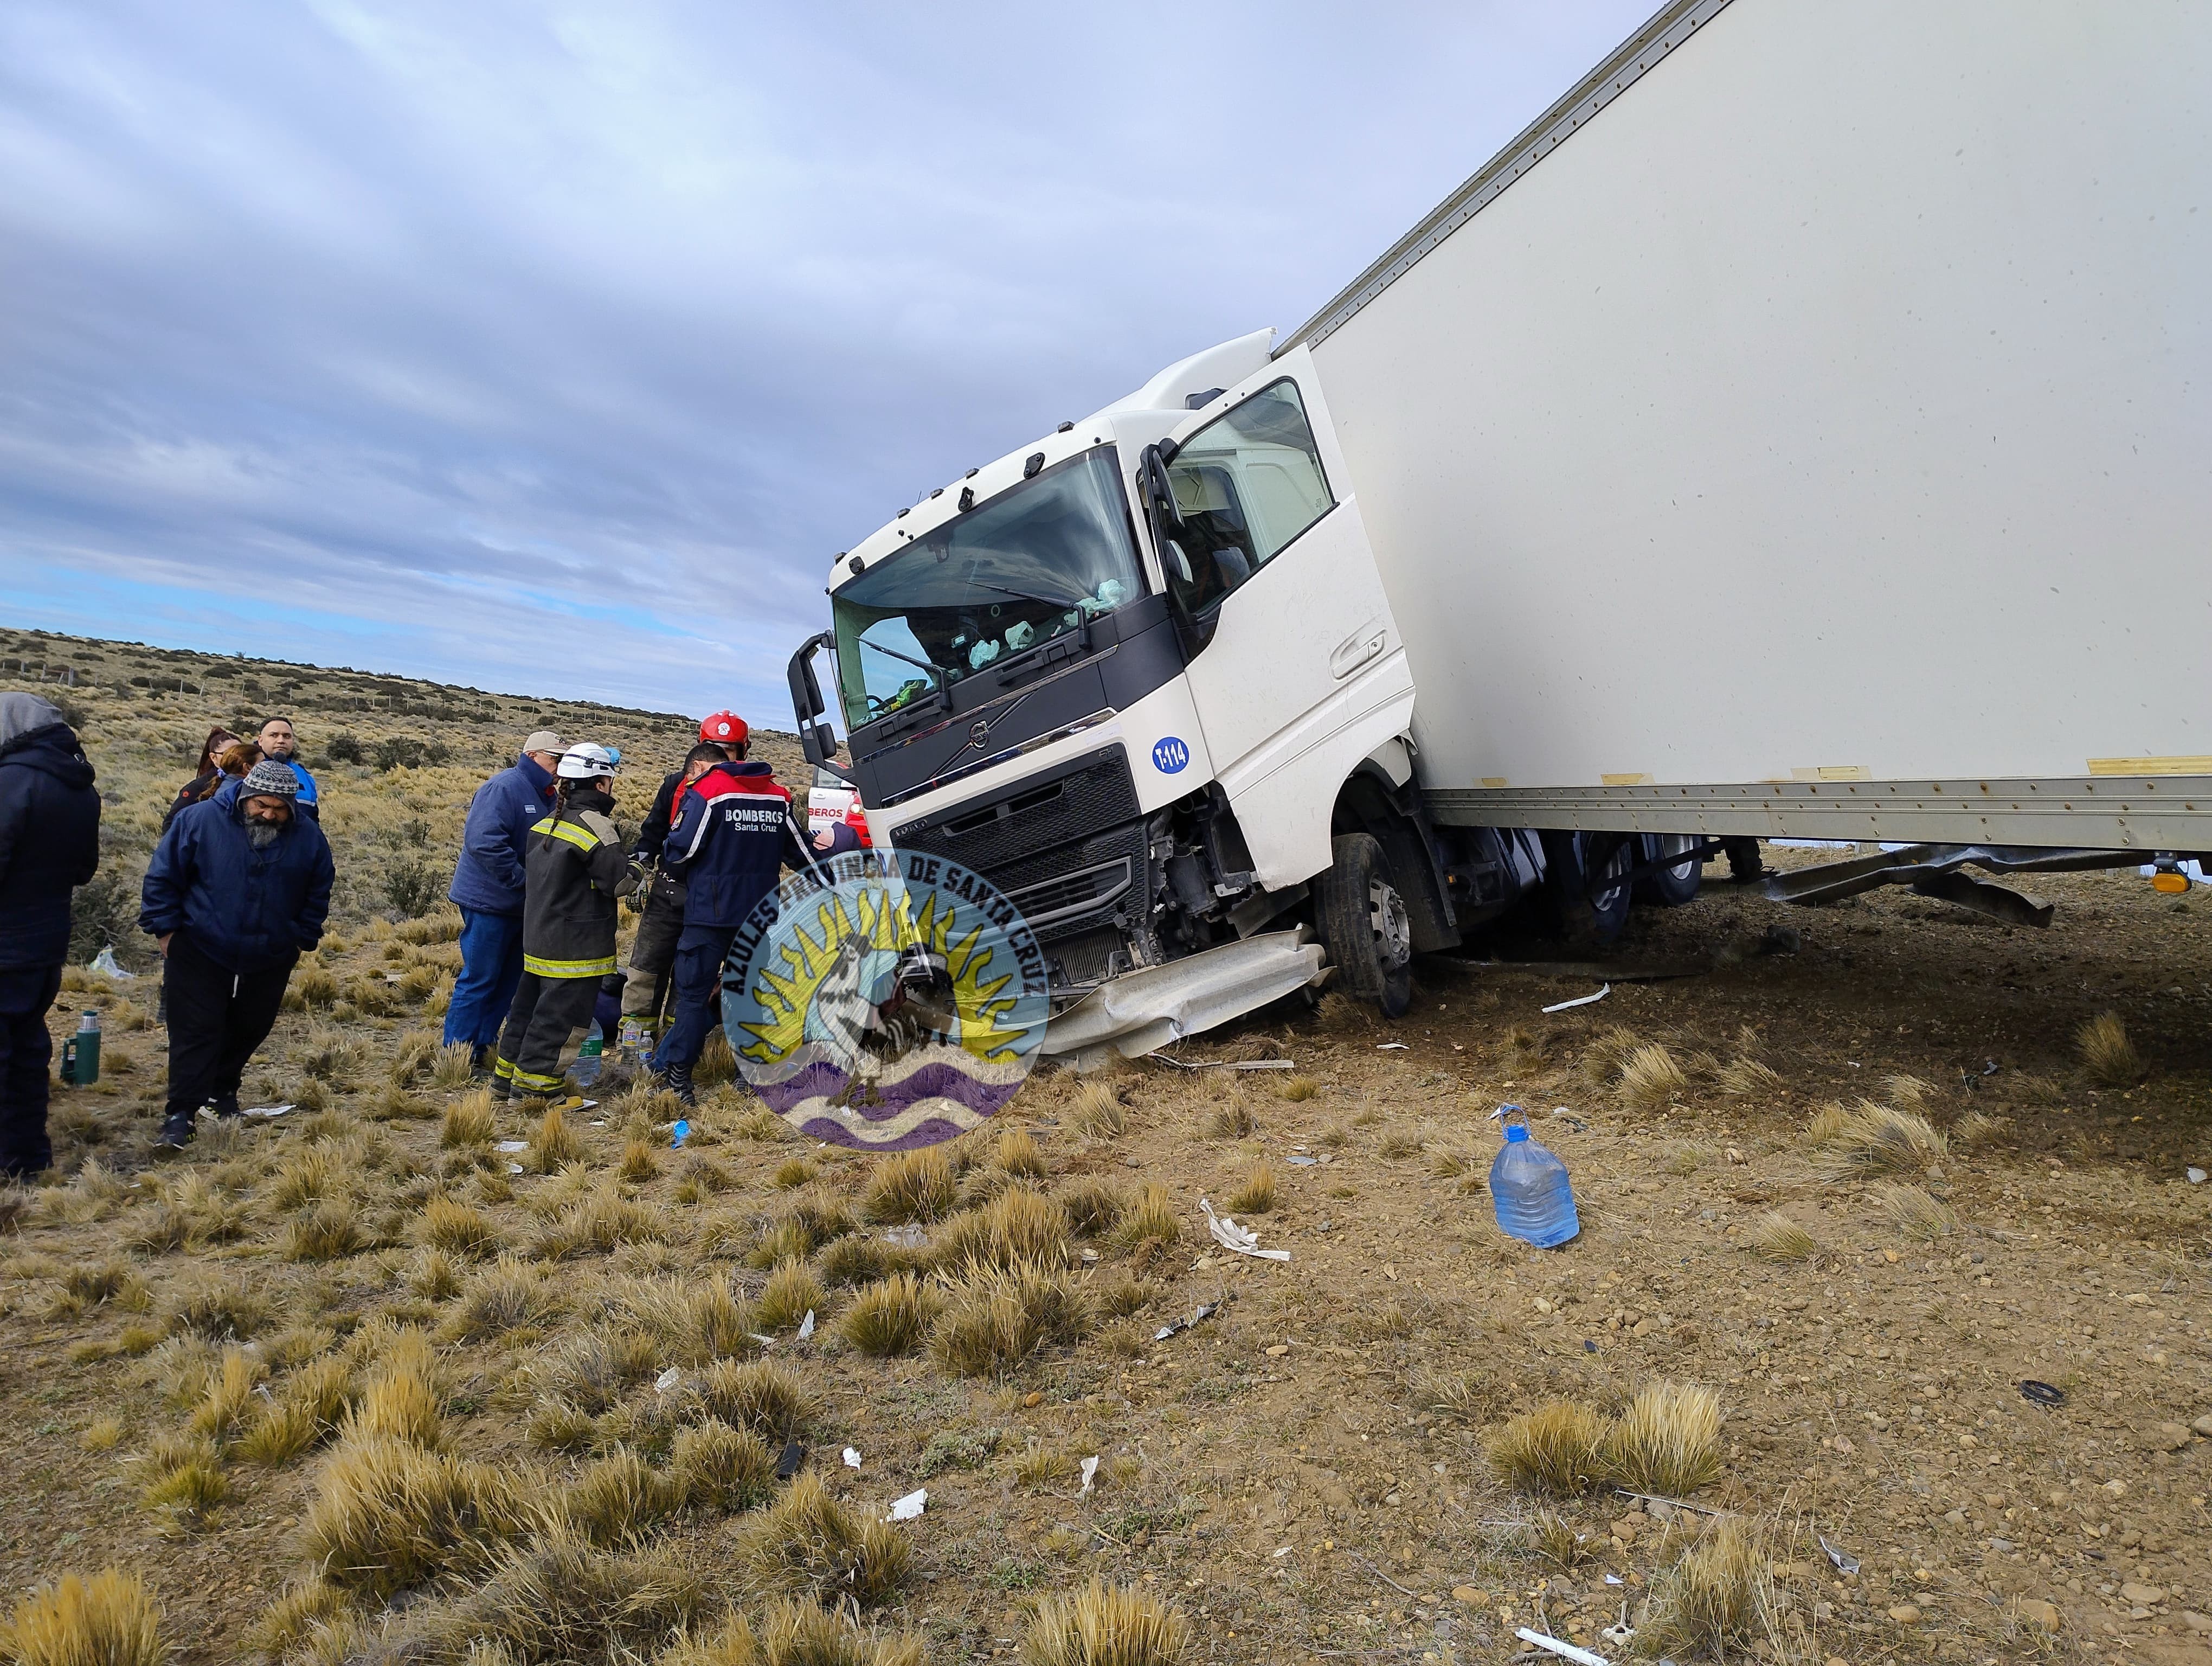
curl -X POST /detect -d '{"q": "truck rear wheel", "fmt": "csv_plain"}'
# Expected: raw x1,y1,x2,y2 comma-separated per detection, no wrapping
1635,833,1704,907
1315,832,1414,1018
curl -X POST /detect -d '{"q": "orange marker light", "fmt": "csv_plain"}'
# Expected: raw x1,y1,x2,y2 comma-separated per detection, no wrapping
2150,872,2189,894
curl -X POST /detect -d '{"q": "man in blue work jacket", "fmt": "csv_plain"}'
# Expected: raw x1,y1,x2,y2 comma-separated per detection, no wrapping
650,734,854,1105
445,729,565,1070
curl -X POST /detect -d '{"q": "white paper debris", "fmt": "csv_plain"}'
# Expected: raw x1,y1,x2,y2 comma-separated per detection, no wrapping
1156,1056,1295,1071
2189,1167,2207,1185
1604,1574,1624,1586
843,1447,862,1470
748,1332,777,1348
796,1310,816,1341
1079,1456,1099,1496
1514,1626,1611,1666
506,1162,524,1175
655,1366,680,1393
886,1488,927,1522
1287,1154,1318,1166
88,947,137,979
1818,1533,1860,1575
1270,1544,1293,1558
243,1104,294,1118
1376,1042,1409,1050
1200,1197,1290,1262
1541,984,1611,1015
882,1225,928,1248
495,1139,529,1153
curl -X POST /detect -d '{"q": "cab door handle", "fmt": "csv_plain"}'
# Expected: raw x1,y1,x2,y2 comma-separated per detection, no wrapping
1329,621,1389,680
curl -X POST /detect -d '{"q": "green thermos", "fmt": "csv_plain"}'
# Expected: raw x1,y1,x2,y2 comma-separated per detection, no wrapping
60,1010,100,1086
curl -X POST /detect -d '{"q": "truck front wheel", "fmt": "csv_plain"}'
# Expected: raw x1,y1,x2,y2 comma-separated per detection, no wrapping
1315,832,1414,1018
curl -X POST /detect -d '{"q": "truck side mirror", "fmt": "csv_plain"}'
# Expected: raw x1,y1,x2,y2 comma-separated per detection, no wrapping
788,633,853,780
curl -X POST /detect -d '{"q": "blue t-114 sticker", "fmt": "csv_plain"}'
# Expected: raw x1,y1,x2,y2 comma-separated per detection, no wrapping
1152,736,1191,774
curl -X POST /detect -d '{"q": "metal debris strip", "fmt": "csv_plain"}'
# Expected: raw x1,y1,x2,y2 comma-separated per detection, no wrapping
1153,1293,1231,1343
1153,1055,1296,1071
2019,1380,2067,1407
1818,1533,1860,1575
1200,1197,1291,1262
1515,1626,1611,1666
1541,984,1611,1014
1615,1487,1726,1517
1761,841,2147,927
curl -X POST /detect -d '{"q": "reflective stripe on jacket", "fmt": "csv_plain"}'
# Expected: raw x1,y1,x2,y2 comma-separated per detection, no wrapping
519,787,636,979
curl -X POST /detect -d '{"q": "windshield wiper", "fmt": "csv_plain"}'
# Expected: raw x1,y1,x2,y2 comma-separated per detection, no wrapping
861,637,949,691
973,580,1086,611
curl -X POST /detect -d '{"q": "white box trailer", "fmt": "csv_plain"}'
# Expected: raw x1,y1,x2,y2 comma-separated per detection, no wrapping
787,0,2212,1054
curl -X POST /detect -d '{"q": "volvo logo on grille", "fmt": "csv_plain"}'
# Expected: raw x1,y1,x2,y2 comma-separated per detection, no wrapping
968,720,991,747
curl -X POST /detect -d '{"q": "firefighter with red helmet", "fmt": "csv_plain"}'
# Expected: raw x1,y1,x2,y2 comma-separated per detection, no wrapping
649,717,855,1105
619,713,754,1043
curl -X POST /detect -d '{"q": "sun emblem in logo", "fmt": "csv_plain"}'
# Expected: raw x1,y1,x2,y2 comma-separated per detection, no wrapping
723,849,1049,1149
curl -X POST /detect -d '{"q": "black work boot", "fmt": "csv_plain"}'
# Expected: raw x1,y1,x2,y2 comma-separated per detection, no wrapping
657,1065,697,1108
469,1045,495,1080
154,1113,196,1154
208,1092,242,1120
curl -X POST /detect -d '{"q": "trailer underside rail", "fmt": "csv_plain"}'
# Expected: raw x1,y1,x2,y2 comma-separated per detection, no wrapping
1425,777,2212,854
1757,843,2150,928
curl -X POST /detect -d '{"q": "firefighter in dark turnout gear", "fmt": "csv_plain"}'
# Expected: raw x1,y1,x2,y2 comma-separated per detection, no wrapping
620,740,731,1039
648,734,854,1105
495,744,637,1099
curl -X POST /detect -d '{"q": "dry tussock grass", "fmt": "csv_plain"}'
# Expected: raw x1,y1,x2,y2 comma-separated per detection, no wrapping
755,1260,825,1334
1604,1379,1722,1496
1950,1110,2011,1150
929,1262,1091,1377
670,1419,777,1514
1808,1099,1947,1181
1874,1181,1958,1240
1716,1057,1784,1096
1745,1211,1819,1264
995,1128,1049,1178
1022,1578,1189,1666
1014,1441,1079,1490
185,1344,267,1450
1639,1517,1766,1659
444,1257,561,1343
1,1568,166,1666
1617,1043,1689,1110
299,1435,536,1599
1272,1074,1317,1102
384,1527,710,1664
1488,1401,1611,1496
532,1185,667,1259
528,1105,589,1173
1201,1098,1255,1139
560,1446,685,1546
733,1473,911,1609
1107,1184,1178,1255
1531,1509,1594,1569
862,1148,958,1224
835,1273,943,1358
659,1600,925,1666
237,1355,357,1466
932,1187,1070,1272
1409,1366,1499,1424
1224,1161,1277,1214
420,1194,503,1258
441,1090,499,1149
1057,1179,1128,1238
688,1360,816,1444
608,1272,754,1365
2076,1010,2142,1086
1071,1081,1127,1139
815,1235,915,1289
138,1432,227,1524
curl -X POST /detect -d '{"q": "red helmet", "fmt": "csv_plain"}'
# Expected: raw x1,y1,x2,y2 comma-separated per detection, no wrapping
699,710,749,747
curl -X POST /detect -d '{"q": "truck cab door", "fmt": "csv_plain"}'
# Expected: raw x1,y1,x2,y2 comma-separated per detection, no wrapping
1140,348,1415,889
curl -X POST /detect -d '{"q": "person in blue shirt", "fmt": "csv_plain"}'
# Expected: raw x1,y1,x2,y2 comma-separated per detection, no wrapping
256,718,319,818
445,730,565,1070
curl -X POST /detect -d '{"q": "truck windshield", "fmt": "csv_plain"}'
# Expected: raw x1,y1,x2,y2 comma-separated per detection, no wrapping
831,447,1142,728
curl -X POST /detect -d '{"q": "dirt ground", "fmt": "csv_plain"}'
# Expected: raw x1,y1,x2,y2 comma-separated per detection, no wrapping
3,632,2210,1664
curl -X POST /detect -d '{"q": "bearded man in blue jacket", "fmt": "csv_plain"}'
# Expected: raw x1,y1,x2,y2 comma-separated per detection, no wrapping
142,759,333,1152
443,730,565,1068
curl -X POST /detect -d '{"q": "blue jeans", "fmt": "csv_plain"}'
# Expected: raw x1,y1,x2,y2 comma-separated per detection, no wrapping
651,924,738,1076
444,908,524,1050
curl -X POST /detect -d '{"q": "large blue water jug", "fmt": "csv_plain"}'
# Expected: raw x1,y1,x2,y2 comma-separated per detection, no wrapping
1490,1109,1580,1248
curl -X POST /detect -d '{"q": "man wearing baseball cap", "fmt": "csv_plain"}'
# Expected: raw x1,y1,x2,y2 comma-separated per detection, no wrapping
444,729,565,1071
141,758,334,1151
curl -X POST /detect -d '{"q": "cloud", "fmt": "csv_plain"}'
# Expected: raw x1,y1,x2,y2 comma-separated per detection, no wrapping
0,1,1654,719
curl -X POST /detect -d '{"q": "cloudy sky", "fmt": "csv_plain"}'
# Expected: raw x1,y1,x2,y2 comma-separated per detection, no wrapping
1,1,1652,721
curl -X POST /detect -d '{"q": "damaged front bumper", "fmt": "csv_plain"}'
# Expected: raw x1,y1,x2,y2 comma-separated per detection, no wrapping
1039,927,1327,1066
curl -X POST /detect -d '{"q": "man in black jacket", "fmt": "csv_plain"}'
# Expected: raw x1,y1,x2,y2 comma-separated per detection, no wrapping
618,741,728,1042
0,694,101,1181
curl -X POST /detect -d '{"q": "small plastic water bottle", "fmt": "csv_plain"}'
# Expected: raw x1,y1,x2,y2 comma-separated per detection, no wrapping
618,1015,648,1058
1489,1105,1579,1248
574,1023,604,1088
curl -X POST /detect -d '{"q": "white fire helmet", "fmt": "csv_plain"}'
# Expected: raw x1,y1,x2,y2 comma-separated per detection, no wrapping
556,742,619,781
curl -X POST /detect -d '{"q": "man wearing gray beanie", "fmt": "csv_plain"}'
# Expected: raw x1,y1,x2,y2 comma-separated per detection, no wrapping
140,752,333,1151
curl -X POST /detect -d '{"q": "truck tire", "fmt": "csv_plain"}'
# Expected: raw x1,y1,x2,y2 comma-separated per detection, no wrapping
1635,833,1704,907
1544,831,1634,946
1315,832,1414,1018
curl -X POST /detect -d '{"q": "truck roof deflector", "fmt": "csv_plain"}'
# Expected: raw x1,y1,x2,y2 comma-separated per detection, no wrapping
1039,928,1326,1068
